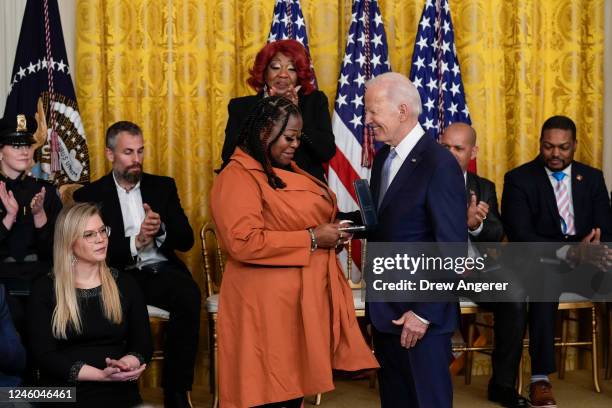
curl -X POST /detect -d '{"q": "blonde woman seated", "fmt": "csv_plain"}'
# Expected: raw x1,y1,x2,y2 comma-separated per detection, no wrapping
27,203,152,407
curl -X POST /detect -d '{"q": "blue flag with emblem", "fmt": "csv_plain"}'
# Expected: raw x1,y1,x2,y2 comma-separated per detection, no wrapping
4,0,90,186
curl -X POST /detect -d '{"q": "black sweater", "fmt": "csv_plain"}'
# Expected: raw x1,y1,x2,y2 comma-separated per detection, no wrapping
27,270,152,407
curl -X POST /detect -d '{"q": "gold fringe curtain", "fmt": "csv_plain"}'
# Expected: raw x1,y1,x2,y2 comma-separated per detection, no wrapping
76,0,604,274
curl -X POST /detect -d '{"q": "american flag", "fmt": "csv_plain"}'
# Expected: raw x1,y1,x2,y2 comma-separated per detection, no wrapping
409,0,472,154
267,0,310,46
328,0,391,273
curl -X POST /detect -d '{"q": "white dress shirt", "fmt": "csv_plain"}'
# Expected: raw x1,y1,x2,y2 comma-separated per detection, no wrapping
386,123,425,186
113,173,167,268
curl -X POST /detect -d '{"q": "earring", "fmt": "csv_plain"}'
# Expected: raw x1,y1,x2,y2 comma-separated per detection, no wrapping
71,254,78,266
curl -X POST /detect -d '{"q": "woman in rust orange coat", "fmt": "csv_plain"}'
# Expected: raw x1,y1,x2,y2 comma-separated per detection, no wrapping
211,96,378,408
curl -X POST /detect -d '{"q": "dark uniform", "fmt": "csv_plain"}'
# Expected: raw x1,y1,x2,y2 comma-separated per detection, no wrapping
0,115,62,330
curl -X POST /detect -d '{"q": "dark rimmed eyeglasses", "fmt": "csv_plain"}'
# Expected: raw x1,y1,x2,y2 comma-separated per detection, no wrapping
82,226,111,243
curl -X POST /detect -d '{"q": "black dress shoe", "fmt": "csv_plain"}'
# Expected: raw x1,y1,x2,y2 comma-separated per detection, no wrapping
488,383,529,408
163,390,193,408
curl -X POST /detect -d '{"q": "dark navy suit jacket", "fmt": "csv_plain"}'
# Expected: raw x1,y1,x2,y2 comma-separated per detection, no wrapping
502,157,612,243
367,134,467,335
0,284,26,385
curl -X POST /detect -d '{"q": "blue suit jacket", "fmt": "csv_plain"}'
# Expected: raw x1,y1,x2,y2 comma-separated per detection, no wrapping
367,134,467,335
0,284,26,385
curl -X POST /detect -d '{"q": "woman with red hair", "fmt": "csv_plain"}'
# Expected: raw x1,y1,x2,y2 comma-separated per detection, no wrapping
221,40,335,183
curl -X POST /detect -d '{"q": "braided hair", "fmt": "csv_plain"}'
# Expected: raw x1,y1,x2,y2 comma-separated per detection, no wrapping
222,96,301,189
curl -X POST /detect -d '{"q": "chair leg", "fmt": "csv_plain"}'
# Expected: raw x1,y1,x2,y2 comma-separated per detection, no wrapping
212,313,219,408
558,310,568,379
464,316,475,385
314,393,322,406
591,306,601,393
517,344,524,394
604,302,612,380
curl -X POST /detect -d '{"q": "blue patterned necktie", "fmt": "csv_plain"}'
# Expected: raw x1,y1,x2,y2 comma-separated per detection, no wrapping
378,149,397,209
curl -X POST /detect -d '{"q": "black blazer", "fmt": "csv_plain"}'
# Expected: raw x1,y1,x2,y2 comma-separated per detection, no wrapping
467,172,504,242
73,173,194,271
222,90,336,182
501,157,612,242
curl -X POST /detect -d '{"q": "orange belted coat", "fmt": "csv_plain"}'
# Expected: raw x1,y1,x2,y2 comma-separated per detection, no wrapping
210,148,378,408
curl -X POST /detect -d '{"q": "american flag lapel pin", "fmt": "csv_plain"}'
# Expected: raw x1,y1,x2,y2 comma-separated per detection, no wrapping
576,174,583,181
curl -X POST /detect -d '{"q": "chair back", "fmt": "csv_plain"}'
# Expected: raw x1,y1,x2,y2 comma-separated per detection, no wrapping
58,183,83,206
200,222,225,299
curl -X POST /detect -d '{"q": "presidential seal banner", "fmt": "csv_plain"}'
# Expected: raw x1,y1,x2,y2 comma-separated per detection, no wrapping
4,0,89,186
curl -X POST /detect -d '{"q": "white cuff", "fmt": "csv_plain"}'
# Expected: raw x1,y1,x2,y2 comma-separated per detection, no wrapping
469,221,484,236
556,245,571,261
412,312,430,325
129,235,138,257
155,222,167,247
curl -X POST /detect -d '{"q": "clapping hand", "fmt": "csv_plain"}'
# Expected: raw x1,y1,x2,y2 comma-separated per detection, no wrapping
0,181,19,229
467,191,489,231
30,187,46,216
569,228,612,271
0,181,18,217
269,85,301,105
136,203,161,249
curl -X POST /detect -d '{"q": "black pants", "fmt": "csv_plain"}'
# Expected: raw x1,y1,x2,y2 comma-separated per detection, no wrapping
479,302,528,388
528,301,559,375
129,262,201,391
254,397,303,408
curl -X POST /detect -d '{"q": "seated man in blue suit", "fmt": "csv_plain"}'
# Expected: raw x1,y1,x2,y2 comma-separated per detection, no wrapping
363,73,467,407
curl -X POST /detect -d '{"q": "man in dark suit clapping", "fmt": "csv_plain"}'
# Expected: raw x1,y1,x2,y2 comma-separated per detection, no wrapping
440,123,528,408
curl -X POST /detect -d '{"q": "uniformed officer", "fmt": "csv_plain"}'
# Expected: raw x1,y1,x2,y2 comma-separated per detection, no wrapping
0,114,62,329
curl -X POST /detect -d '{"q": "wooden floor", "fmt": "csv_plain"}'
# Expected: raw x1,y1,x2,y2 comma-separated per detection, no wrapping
140,369,612,407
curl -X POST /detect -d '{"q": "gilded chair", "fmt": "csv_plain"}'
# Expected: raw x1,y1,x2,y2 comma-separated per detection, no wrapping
514,294,601,394
555,294,600,392
200,222,225,408
451,300,494,385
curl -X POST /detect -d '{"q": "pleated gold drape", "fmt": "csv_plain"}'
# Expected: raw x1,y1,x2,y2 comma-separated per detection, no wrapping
76,0,604,275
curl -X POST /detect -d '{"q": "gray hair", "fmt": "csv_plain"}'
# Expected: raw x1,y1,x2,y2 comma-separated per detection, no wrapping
365,72,422,117
105,121,142,150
